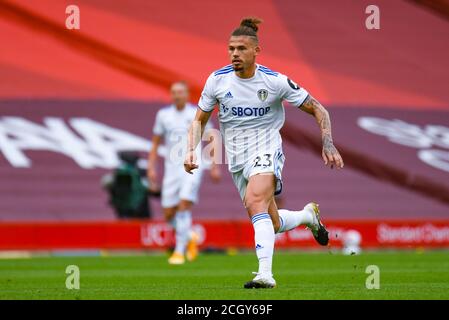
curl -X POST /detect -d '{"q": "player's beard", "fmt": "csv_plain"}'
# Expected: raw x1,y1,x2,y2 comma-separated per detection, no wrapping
232,63,244,72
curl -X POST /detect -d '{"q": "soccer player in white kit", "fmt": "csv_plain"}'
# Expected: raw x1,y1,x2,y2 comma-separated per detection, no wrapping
184,18,344,288
148,81,221,265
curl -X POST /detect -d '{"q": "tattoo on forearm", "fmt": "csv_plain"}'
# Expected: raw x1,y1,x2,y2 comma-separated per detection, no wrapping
323,134,338,155
302,96,337,154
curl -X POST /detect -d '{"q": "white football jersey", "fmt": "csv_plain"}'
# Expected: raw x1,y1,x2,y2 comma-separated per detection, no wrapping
153,103,211,169
198,64,309,172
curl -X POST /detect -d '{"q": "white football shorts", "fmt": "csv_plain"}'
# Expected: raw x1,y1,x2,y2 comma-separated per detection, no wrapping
231,148,285,201
161,166,204,208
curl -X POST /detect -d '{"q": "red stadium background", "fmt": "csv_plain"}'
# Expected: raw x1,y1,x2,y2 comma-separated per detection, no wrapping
1,0,448,250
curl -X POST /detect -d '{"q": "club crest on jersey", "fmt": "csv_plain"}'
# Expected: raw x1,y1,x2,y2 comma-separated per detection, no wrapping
257,89,268,102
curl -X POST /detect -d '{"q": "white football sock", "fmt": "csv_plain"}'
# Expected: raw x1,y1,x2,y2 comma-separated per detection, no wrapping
277,208,314,233
251,213,275,276
174,210,192,254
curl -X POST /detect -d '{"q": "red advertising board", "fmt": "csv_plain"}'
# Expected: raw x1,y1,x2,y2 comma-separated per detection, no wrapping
0,220,449,250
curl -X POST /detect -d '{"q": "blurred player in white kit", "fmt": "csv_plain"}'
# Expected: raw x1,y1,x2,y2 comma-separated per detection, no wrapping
148,81,221,265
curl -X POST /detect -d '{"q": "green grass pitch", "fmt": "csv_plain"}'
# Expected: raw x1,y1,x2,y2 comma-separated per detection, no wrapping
0,250,448,299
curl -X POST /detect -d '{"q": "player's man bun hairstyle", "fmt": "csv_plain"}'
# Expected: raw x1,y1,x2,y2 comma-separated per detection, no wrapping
231,17,263,43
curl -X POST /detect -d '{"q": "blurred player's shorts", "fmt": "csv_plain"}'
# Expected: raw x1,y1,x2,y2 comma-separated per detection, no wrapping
161,166,204,208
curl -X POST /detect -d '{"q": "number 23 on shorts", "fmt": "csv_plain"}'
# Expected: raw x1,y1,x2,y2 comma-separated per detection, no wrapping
253,154,272,168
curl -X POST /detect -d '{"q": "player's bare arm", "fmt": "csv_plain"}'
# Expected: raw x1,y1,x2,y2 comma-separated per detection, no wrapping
184,109,212,174
147,134,162,184
300,95,344,169
203,128,222,182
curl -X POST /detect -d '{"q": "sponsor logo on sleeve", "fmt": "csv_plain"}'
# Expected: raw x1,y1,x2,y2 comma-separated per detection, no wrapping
287,78,300,90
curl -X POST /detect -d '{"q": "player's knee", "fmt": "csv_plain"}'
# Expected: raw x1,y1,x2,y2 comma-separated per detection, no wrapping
178,200,193,211
245,193,269,214
164,213,175,222
163,208,176,221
